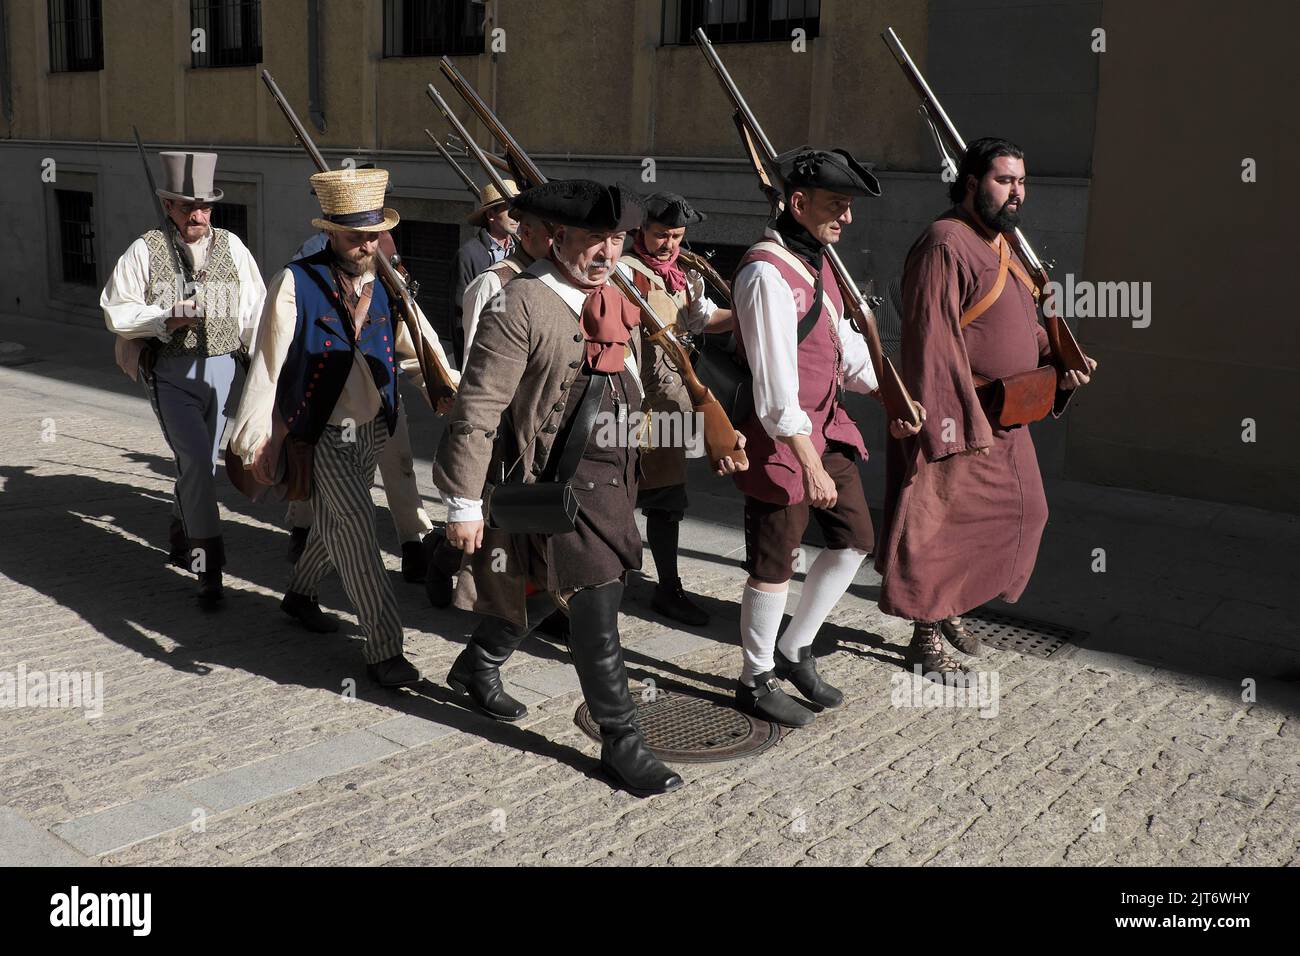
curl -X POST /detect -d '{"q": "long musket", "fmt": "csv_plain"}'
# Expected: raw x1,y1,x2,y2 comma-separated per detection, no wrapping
131,126,189,296
881,27,1091,376
260,70,457,404
425,129,481,199
430,64,749,471
693,29,921,428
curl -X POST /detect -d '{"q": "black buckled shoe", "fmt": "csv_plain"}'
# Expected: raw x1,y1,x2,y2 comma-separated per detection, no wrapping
940,616,982,656
736,672,815,728
280,591,340,633
446,617,530,721
651,578,711,627
286,526,310,564
196,570,223,606
367,654,421,688
774,646,843,709
600,727,683,798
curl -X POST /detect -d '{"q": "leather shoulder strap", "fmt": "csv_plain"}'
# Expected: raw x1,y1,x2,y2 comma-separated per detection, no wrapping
959,233,1010,329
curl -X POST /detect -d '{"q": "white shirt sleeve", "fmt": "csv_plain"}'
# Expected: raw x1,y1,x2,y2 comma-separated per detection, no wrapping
461,269,504,365
734,260,812,439
100,238,171,340
685,290,718,334
445,495,483,524
226,234,267,352
838,313,880,394
228,268,297,463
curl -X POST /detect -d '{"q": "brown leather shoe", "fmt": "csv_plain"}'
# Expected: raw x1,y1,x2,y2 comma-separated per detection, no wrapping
940,616,982,656
904,621,970,679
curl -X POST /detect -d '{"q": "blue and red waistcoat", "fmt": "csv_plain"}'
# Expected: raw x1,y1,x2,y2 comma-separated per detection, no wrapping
276,249,401,444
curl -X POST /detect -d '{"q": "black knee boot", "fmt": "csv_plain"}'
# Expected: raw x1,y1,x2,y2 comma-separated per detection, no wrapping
447,614,531,721
568,581,683,797
646,510,709,626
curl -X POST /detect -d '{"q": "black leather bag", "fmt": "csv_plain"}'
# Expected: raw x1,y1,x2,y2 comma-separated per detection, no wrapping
486,375,608,535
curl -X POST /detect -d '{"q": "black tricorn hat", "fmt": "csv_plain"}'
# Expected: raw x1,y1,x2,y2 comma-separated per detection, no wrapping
777,146,882,198
641,192,706,228
510,179,644,232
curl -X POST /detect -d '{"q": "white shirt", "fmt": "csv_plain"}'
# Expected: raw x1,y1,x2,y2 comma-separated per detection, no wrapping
101,229,265,349
443,257,642,525
732,227,879,439
228,263,457,464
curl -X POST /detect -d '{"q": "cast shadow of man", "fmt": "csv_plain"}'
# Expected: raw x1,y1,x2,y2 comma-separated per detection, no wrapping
0,463,603,780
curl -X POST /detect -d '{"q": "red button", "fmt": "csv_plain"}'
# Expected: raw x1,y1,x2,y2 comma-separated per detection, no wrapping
325,339,332,347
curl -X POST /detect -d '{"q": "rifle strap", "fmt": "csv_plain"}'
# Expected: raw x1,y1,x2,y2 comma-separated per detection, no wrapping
943,214,1039,305
747,240,838,341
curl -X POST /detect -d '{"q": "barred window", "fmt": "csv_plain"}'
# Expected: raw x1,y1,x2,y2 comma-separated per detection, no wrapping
383,0,486,58
55,189,97,287
191,0,262,68
48,0,104,73
664,0,821,45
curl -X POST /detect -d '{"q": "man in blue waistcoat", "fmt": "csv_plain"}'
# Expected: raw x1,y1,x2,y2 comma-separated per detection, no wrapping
229,167,457,687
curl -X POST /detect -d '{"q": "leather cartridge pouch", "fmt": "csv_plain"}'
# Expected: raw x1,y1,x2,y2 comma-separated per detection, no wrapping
961,233,1059,428
487,374,608,535
225,415,313,503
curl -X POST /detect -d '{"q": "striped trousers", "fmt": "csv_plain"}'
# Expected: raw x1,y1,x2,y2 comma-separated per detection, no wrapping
289,417,405,664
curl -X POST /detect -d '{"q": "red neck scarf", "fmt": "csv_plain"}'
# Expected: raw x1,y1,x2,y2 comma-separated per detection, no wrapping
550,252,640,373
632,232,687,293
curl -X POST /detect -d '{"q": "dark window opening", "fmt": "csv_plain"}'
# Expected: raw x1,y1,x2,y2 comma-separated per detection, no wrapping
191,0,262,68
392,220,460,323
211,202,249,246
48,0,104,73
383,0,486,58
665,0,820,46
56,189,97,287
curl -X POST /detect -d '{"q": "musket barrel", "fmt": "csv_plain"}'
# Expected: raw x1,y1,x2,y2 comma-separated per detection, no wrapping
881,29,966,155
425,129,480,198
426,84,517,199
692,28,779,162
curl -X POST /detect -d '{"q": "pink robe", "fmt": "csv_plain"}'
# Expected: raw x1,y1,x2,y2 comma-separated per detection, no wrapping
875,207,1067,622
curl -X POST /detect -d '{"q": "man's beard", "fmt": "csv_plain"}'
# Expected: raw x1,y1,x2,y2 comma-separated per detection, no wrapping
554,245,607,287
335,252,375,276
975,186,1021,233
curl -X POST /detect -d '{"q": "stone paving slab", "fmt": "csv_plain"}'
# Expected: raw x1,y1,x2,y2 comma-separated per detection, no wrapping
2,339,1299,867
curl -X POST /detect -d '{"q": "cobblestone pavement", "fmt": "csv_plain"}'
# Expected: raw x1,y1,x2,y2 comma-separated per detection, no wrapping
1,345,1297,867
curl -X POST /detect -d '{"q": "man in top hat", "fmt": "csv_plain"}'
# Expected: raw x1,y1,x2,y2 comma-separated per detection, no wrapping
615,192,733,626
229,167,457,688
446,180,518,367
102,149,266,605
875,137,1094,676
432,179,744,797
730,147,923,727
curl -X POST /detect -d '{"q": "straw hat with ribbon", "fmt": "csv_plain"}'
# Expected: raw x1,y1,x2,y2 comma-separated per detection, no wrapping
310,167,400,233
467,178,518,226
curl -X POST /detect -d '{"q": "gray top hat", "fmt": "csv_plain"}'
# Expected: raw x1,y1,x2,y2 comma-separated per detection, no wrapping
156,151,224,203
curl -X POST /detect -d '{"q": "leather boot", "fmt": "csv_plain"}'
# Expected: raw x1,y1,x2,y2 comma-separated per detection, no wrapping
651,577,711,627
568,582,683,797
281,591,340,633
447,615,530,721
190,536,226,607
168,517,188,568
423,531,461,609
774,645,843,708
286,526,310,564
940,615,982,656
905,621,971,680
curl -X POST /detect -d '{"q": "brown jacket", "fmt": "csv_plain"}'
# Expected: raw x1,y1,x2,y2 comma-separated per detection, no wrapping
432,259,643,627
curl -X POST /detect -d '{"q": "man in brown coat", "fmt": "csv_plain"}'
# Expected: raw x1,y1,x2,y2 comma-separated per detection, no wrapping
432,179,744,797
875,137,1095,677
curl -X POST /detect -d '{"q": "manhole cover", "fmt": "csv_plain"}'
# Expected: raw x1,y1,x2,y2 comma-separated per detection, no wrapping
575,688,779,763
963,608,1086,659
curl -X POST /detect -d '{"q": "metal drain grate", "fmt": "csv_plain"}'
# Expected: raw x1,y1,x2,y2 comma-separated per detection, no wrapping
575,689,779,763
962,608,1086,659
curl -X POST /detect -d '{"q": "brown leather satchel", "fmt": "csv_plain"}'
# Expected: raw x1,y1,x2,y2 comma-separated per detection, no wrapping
960,233,1060,428
225,418,313,503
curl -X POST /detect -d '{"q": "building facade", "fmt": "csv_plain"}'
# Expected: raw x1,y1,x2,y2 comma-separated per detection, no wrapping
0,0,1292,511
